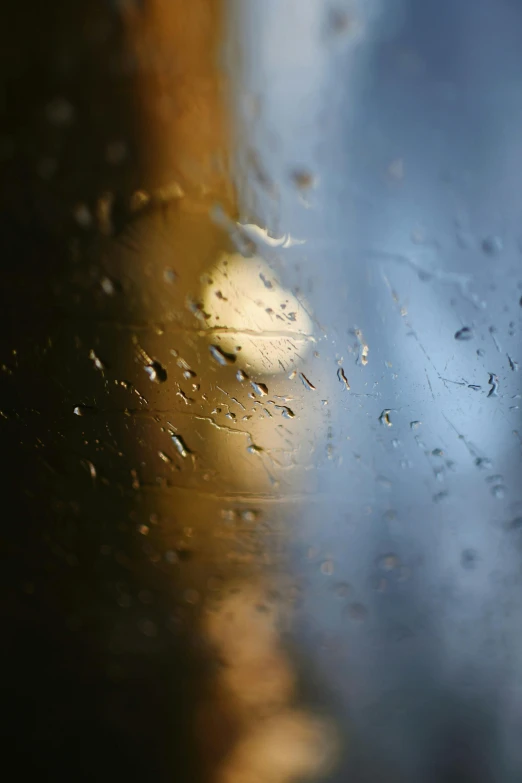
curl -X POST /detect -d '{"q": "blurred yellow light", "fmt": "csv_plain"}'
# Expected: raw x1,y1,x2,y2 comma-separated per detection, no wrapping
201,253,314,375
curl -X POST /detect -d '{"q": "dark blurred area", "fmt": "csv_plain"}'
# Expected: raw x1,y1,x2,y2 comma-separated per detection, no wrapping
0,2,205,780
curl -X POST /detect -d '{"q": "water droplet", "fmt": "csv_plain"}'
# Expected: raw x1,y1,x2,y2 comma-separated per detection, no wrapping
247,443,263,454
275,405,295,419
186,297,210,323
508,516,522,531
73,203,92,228
337,367,350,390
379,409,392,427
333,582,352,598
434,466,445,482
130,189,150,211
482,235,503,255
455,327,473,341
236,222,306,248
410,420,421,430
487,373,499,397
387,158,404,180
170,434,190,458
100,276,119,295
145,360,167,383
176,357,195,378
491,484,506,499
259,272,274,290
177,389,194,405
327,7,357,35
431,448,444,457
461,549,479,569
115,380,148,405
508,355,519,372
299,372,316,390
377,553,400,571
236,369,248,382
251,381,268,397
240,509,258,523
89,349,106,372
290,169,316,190
355,329,369,366
344,602,368,621
209,344,236,366
73,405,97,416
475,457,492,470
158,451,172,464
82,460,97,480
320,560,334,575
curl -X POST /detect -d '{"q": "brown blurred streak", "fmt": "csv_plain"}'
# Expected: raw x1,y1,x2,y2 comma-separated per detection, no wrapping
123,0,233,203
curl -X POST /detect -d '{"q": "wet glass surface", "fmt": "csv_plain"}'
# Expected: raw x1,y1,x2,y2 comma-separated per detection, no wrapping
2,1,522,781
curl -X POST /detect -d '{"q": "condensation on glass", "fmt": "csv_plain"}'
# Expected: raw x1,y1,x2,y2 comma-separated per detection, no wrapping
2,1,522,781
